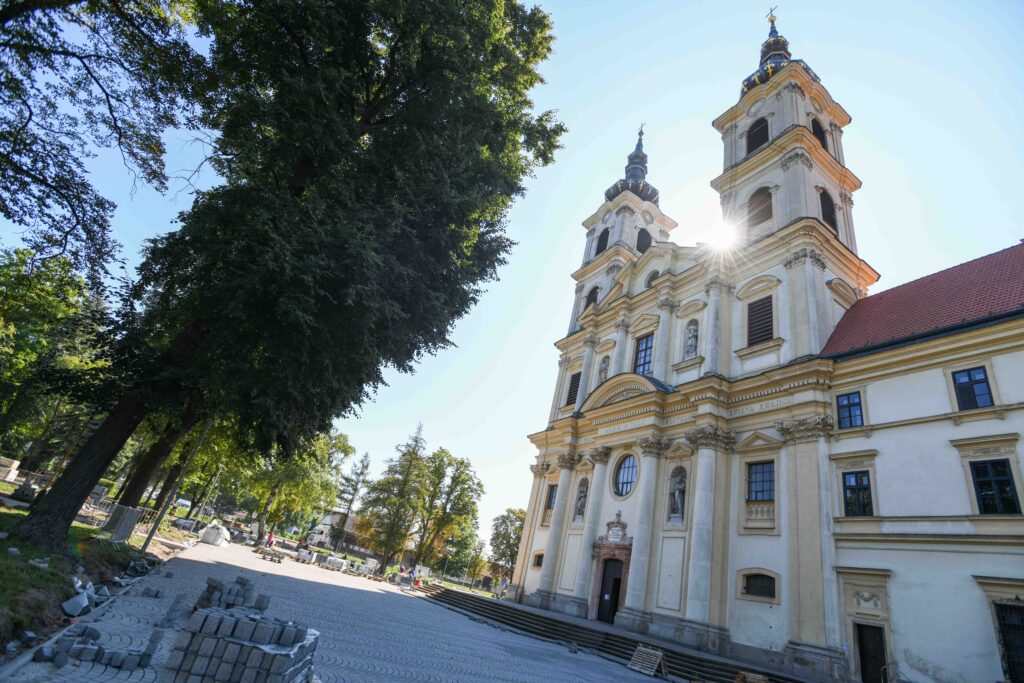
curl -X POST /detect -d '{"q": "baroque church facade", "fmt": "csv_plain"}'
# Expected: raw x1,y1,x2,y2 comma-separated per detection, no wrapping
511,17,1024,683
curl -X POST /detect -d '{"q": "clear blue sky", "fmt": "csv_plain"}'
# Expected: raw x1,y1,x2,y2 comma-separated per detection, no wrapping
15,1,1024,547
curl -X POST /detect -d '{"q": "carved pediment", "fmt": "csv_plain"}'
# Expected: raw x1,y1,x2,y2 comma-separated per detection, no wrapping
735,431,784,453
579,373,672,412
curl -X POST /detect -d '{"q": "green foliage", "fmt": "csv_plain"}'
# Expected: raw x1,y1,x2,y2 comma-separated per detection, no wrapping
131,0,565,454
0,0,204,280
331,452,370,549
359,427,427,567
412,448,483,565
488,507,525,580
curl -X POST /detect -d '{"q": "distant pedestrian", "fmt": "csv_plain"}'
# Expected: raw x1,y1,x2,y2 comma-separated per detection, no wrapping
500,577,508,599
266,532,275,548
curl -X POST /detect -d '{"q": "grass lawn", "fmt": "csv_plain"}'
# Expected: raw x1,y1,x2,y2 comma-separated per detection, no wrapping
0,481,15,496
0,508,144,644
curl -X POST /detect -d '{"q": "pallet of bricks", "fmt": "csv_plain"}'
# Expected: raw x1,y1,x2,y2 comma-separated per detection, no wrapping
196,576,270,611
165,607,318,682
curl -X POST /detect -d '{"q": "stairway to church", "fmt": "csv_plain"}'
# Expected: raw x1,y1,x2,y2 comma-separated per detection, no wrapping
413,584,810,683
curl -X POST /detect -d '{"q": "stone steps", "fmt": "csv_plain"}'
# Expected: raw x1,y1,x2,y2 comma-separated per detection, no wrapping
414,585,809,683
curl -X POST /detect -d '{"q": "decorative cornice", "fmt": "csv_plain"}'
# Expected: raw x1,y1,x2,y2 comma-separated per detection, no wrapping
588,446,612,465
781,150,813,171
775,81,806,100
705,277,735,295
639,435,672,457
557,452,579,470
775,415,834,443
783,248,827,270
684,425,737,451
530,463,550,478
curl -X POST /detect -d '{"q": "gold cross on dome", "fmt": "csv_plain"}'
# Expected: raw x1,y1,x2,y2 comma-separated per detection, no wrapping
767,6,778,22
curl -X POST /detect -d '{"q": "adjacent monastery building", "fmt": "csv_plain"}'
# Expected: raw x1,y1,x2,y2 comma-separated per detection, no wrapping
512,16,1024,683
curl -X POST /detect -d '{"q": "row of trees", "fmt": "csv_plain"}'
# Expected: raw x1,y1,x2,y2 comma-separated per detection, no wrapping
0,0,564,550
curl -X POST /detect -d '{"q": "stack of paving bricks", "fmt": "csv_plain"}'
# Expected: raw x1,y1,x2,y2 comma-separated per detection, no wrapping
165,607,318,682
196,575,270,611
40,623,164,671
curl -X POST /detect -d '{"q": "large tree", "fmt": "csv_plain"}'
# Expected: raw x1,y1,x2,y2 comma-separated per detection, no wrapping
16,0,563,551
0,0,204,281
331,452,370,551
359,428,426,570
412,449,482,566
488,507,525,581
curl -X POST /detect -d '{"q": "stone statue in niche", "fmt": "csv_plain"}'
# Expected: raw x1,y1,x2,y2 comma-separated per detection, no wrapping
669,467,686,519
683,319,699,360
573,479,589,521
598,356,610,384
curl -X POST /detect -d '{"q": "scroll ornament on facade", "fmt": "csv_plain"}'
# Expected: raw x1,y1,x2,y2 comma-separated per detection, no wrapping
775,415,834,443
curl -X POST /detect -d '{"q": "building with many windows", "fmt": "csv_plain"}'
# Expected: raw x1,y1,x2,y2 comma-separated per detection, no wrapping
511,16,1024,683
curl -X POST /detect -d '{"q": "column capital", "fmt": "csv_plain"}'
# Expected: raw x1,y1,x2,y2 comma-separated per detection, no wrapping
587,446,612,465
781,149,813,171
704,277,734,295
775,415,833,444
575,281,585,293
583,335,599,349
530,463,550,478
557,452,579,470
784,247,826,270
558,356,570,368
684,424,736,451
607,263,623,277
639,435,672,458
614,318,631,332
657,297,679,313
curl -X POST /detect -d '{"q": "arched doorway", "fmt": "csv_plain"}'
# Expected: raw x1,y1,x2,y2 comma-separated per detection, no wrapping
597,559,624,623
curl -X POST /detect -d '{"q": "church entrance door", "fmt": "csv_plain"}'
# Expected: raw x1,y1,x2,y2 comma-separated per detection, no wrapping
597,559,623,624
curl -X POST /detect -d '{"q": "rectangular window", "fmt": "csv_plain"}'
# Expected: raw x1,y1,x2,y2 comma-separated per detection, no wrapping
836,391,864,429
743,573,776,599
747,296,774,347
970,459,1021,515
747,462,775,501
952,366,994,410
545,484,558,510
843,470,873,516
633,333,654,375
565,372,582,406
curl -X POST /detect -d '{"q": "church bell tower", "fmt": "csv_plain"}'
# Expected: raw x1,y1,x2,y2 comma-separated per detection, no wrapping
711,14,861,254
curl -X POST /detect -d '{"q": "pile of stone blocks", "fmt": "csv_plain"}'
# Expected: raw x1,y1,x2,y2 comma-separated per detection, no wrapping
195,575,270,611
165,607,318,682
39,623,164,671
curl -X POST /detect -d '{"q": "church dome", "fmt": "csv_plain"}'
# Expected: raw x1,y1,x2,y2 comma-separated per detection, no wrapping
604,129,660,205
741,15,792,96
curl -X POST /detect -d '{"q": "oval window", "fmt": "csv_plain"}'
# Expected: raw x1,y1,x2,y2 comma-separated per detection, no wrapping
615,455,638,496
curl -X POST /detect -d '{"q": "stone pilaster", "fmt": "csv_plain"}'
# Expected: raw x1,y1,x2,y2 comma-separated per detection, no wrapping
703,278,732,376
512,462,549,596
611,318,630,376
547,357,570,424
653,298,678,380
617,436,672,632
534,452,578,605
776,415,845,678
682,425,735,634
567,447,612,617
575,336,599,412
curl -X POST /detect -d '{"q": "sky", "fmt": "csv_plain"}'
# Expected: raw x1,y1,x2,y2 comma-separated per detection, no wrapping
13,1,1024,548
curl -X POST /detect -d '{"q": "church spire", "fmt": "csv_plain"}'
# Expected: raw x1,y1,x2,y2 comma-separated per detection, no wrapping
741,11,794,95
605,126,659,205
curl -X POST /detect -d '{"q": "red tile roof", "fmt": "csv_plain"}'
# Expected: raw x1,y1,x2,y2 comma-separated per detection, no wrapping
822,242,1024,357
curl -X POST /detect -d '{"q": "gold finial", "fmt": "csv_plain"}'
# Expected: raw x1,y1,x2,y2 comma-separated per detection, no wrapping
766,6,777,23
638,122,645,139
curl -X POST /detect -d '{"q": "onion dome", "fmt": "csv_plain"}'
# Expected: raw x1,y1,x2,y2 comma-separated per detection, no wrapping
604,128,660,205
741,14,792,96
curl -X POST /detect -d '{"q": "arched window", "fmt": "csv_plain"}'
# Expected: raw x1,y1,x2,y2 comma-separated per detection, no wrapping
585,287,599,309
747,117,769,155
747,188,773,226
644,270,660,289
614,455,638,496
819,190,837,232
683,319,699,360
636,229,652,254
595,228,610,256
810,118,828,151
573,478,589,521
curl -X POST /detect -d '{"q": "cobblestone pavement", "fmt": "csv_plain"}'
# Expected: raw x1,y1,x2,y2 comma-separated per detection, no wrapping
10,542,652,682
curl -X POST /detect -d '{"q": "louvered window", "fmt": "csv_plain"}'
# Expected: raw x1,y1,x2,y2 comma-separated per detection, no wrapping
747,118,769,155
747,188,773,226
746,296,774,346
565,372,582,406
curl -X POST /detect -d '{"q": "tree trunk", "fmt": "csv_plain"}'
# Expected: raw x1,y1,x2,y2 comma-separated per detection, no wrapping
255,483,281,545
187,466,219,519
14,390,148,551
152,451,187,513
117,407,199,508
